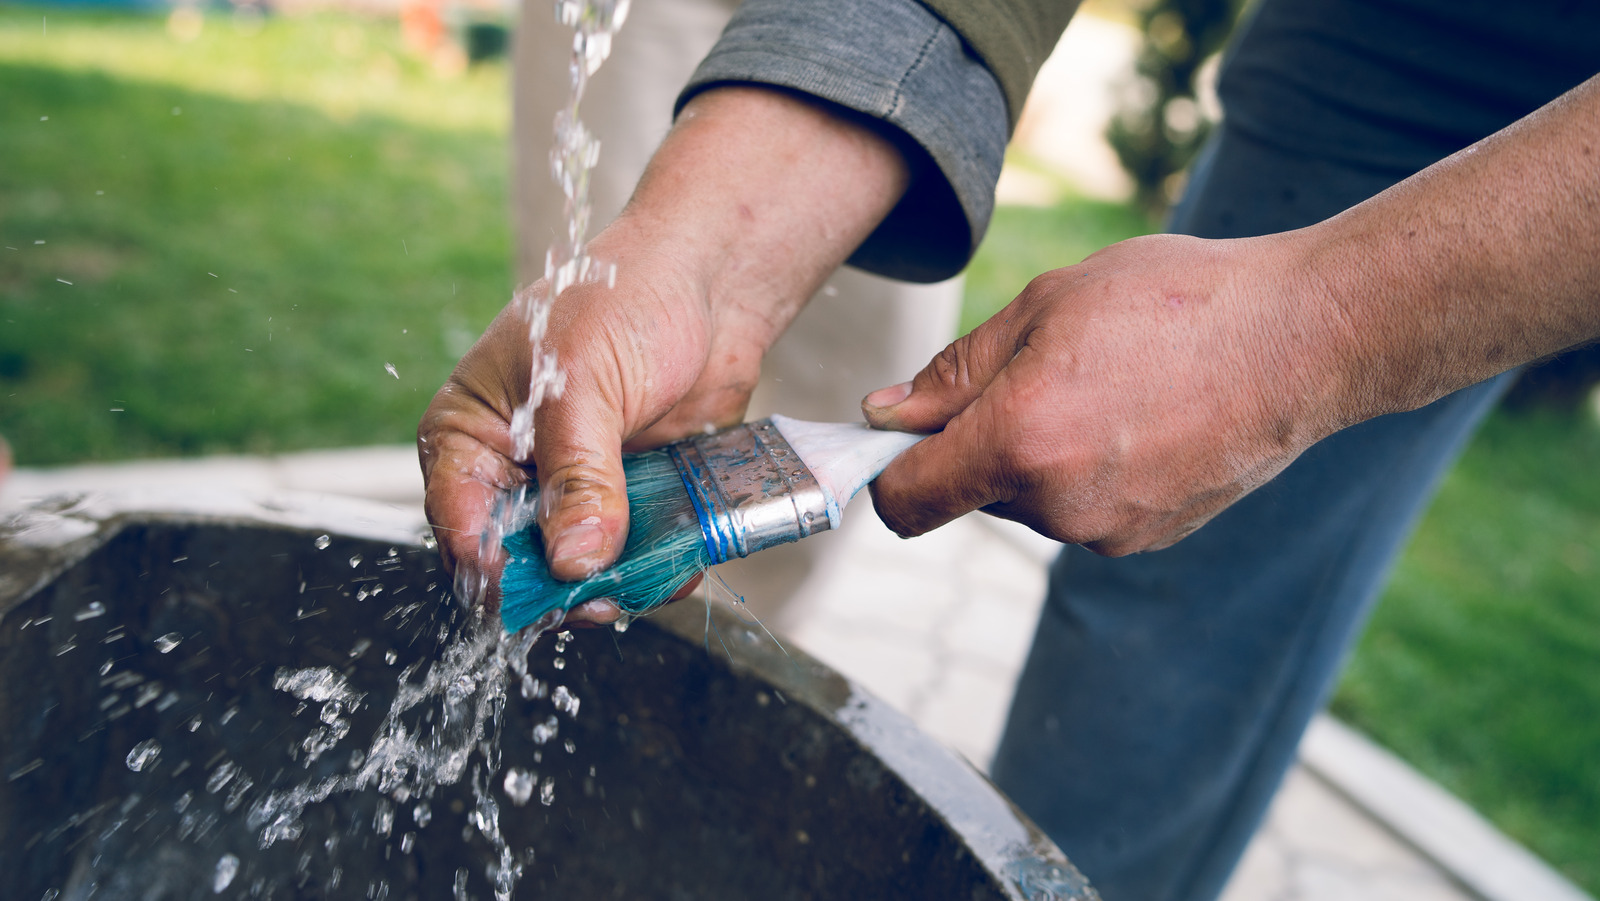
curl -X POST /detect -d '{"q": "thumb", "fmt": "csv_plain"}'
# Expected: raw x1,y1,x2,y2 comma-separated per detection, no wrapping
532,378,632,582
860,311,1024,433
869,382,1017,538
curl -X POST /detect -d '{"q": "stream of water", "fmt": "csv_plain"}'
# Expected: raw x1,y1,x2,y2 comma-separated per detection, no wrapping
241,3,631,898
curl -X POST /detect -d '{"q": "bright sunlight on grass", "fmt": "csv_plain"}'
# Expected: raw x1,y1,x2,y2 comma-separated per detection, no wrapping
2,5,1597,895
0,5,510,463
1334,407,1600,894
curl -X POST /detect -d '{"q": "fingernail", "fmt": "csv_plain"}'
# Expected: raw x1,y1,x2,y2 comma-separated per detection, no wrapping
550,524,605,567
864,381,913,409
571,599,622,624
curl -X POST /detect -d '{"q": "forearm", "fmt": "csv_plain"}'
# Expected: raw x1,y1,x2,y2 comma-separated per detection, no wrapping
1302,74,1600,426
613,85,910,361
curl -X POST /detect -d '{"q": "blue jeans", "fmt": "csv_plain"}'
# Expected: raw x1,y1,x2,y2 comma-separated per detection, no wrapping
989,124,1514,901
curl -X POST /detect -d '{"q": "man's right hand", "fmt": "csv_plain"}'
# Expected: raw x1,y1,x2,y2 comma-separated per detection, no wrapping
417,86,912,617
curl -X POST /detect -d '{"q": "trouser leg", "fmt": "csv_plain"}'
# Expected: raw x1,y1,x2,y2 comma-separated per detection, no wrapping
990,125,1512,901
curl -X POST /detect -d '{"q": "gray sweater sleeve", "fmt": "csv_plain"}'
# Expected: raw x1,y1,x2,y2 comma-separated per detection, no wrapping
675,0,1010,283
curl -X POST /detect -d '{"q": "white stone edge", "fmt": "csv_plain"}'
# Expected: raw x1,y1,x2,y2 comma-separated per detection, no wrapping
2,485,430,551
1299,715,1591,901
0,445,425,513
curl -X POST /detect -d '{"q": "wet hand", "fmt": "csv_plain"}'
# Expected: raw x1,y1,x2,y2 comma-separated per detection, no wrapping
419,86,910,622
417,229,749,618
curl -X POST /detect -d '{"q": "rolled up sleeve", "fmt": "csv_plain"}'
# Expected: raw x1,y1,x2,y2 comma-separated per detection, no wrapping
675,0,1011,283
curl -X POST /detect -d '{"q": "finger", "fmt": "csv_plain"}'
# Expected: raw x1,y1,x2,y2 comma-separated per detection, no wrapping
419,428,529,604
861,305,1026,433
531,361,633,582
562,599,624,628
869,378,1021,537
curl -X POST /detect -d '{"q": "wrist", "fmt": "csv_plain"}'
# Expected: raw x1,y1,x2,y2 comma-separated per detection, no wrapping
1234,229,1374,448
614,86,910,350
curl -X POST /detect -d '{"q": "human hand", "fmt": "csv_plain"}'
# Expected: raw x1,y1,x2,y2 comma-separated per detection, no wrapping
419,87,909,621
866,77,1600,555
417,228,748,623
863,232,1345,556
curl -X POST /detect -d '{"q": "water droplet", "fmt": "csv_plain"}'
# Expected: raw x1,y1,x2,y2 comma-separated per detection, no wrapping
563,739,575,754
520,675,546,699
422,534,438,550
613,614,631,633
126,739,161,772
503,768,535,806
384,649,399,665
384,362,399,379
400,831,416,853
154,632,184,653
552,656,566,671
74,601,107,621
314,534,331,550
214,853,239,892
207,760,239,793
374,800,394,836
413,802,433,828
531,715,559,745
552,685,580,717
349,554,363,568
539,778,555,807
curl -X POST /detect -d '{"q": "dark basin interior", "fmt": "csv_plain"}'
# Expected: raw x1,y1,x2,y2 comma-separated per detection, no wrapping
0,503,1096,900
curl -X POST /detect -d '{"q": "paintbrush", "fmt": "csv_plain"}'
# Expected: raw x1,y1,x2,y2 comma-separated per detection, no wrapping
498,415,923,633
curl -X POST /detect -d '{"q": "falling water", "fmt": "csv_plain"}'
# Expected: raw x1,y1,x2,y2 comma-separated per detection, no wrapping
506,0,631,461
248,5,633,899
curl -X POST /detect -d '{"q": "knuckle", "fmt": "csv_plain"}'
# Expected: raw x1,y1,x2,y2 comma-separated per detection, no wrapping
539,463,616,516
926,339,971,391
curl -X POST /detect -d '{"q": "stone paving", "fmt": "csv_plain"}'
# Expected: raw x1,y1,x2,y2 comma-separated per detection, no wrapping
3,447,1589,901
769,509,1480,901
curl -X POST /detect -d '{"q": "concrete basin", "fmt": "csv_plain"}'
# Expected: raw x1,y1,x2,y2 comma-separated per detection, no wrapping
0,493,1096,900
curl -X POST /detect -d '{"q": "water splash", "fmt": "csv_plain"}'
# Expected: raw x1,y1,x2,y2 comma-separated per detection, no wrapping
74,601,107,621
503,767,536,806
103,6,632,897
125,739,161,772
213,853,240,892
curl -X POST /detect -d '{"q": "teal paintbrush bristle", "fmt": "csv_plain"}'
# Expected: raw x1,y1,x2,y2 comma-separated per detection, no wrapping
499,450,710,633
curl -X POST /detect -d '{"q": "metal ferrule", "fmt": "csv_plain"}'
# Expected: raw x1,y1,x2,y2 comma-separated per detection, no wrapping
666,419,831,565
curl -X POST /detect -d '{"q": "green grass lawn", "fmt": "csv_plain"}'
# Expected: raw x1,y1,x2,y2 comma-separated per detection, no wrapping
0,4,510,463
2,6,1597,895
1333,406,1600,894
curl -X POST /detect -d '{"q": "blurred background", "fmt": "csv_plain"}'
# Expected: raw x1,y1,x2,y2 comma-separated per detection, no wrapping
1,0,1596,896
